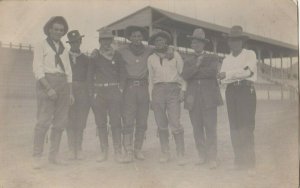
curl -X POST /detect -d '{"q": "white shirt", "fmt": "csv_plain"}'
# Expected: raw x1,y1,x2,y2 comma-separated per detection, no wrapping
148,51,186,98
33,39,72,83
220,49,257,84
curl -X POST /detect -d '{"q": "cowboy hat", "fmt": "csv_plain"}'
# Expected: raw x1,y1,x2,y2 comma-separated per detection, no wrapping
124,25,148,40
43,16,68,36
66,30,84,43
223,25,249,40
148,30,173,45
187,28,209,43
98,27,114,39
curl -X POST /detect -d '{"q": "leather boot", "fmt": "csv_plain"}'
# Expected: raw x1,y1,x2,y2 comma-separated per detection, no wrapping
173,131,187,166
48,128,64,164
111,127,122,163
158,129,170,163
97,127,108,162
134,129,145,160
66,127,76,160
122,133,134,163
33,126,48,157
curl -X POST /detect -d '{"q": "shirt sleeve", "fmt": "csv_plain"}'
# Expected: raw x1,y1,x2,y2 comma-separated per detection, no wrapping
64,53,72,83
147,56,154,101
221,51,257,82
32,41,45,80
175,52,187,91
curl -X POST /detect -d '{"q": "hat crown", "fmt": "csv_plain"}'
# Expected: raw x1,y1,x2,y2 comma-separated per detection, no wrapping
67,30,81,41
98,27,114,38
229,25,245,37
192,28,206,39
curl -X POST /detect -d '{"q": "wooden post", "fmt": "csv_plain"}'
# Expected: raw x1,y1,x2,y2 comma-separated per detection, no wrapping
269,51,273,80
290,55,293,79
212,37,218,54
280,53,283,80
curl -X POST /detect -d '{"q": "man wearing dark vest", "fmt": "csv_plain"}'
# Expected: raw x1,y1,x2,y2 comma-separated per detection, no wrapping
89,28,123,163
32,16,73,169
66,30,90,160
182,28,223,169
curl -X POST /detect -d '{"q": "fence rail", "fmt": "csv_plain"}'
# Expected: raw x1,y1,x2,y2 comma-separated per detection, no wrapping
0,41,33,51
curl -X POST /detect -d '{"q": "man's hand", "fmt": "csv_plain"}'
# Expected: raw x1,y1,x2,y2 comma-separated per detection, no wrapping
179,90,185,103
47,88,58,101
217,72,226,80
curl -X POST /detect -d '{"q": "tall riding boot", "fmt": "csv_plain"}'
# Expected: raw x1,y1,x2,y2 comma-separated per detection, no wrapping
122,133,134,163
173,131,187,166
111,127,122,163
158,129,170,163
134,129,145,160
32,126,48,169
33,126,48,157
97,127,108,162
48,128,63,164
76,129,84,160
66,127,76,160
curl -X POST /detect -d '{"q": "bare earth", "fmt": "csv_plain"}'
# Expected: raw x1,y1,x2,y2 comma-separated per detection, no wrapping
0,98,298,188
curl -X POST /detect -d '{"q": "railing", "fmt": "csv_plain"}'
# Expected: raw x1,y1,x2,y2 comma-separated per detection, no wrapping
0,41,33,51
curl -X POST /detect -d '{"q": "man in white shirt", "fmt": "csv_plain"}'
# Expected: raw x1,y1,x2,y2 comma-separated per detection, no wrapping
148,30,187,165
218,25,257,175
32,16,73,169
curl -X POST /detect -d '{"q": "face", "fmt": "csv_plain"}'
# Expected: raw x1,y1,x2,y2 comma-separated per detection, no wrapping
129,31,143,45
228,38,243,53
99,38,113,49
49,23,65,41
154,36,168,50
191,39,205,53
69,39,82,51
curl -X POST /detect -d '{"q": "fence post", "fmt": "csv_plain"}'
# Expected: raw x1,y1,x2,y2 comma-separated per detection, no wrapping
29,45,32,51
19,43,22,50
9,42,12,48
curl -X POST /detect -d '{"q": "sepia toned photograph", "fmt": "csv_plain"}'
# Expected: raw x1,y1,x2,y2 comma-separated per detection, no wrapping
0,0,298,187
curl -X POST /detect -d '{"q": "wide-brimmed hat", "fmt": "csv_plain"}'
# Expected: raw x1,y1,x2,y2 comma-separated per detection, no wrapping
98,27,114,39
149,30,173,45
187,28,209,43
66,30,84,43
43,16,68,36
223,25,249,40
124,25,148,40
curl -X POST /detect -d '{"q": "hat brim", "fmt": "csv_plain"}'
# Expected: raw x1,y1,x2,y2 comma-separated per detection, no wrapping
222,33,249,40
125,26,148,40
43,16,68,36
149,32,173,45
66,35,84,43
187,35,209,43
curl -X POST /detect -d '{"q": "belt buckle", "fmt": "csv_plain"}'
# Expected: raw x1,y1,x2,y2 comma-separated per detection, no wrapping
104,83,109,87
197,80,201,85
133,80,140,86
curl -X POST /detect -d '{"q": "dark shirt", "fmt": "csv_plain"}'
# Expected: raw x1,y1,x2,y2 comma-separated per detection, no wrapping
117,44,153,80
88,49,122,86
69,53,89,82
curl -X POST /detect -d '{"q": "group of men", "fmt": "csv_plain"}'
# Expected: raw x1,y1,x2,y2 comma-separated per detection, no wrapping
32,16,257,175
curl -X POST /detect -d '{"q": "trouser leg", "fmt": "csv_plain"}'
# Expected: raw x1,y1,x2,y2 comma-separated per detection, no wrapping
108,87,122,154
33,82,56,157
122,87,137,153
202,107,217,161
134,85,149,152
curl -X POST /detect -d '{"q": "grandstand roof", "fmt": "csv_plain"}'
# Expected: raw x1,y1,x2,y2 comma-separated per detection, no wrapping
104,6,298,58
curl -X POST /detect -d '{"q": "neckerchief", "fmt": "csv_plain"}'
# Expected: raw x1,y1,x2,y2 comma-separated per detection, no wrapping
99,46,115,61
46,37,65,72
129,43,145,56
69,50,81,65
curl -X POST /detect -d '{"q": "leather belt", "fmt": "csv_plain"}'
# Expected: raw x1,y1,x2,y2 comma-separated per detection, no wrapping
127,79,148,87
229,80,253,87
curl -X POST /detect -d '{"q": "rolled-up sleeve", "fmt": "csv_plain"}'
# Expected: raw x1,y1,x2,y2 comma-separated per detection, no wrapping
32,42,45,80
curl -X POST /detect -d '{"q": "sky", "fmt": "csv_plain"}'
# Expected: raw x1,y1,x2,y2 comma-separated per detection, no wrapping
0,0,298,56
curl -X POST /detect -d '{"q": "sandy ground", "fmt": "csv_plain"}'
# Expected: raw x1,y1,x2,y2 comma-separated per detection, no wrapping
0,98,298,188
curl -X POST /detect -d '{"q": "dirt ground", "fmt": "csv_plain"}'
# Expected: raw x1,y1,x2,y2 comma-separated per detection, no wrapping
0,98,298,188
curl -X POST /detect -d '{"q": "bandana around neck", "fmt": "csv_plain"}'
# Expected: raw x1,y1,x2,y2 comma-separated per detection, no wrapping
99,46,115,60
46,37,65,72
129,43,145,56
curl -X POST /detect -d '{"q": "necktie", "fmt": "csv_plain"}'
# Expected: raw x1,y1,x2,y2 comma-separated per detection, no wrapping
46,37,65,72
